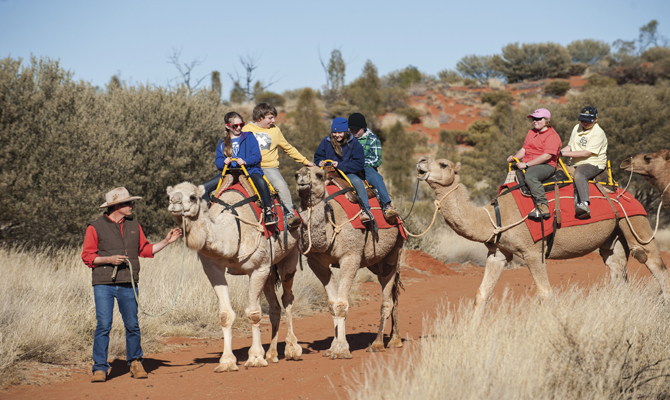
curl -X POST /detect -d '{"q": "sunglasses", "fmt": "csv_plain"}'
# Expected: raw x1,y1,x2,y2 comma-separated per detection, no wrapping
226,122,245,129
120,201,135,207
531,117,544,122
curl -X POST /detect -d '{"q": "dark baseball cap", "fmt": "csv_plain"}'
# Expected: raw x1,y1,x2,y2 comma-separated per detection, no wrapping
578,106,598,122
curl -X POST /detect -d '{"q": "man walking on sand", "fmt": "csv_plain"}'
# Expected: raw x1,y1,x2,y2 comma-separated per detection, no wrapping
81,187,182,383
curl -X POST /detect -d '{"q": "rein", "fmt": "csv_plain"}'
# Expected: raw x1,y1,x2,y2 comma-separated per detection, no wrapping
405,183,460,238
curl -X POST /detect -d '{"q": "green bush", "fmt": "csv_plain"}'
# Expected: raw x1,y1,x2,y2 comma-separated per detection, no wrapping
544,80,571,96
437,69,462,84
491,42,572,83
395,107,423,123
383,65,426,88
584,74,618,88
255,91,285,107
567,39,611,64
0,56,226,246
481,91,514,106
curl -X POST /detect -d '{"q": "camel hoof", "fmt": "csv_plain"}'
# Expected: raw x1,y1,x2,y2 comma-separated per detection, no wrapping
245,357,268,368
265,354,279,363
285,343,303,361
367,342,386,353
214,363,239,373
330,350,353,359
387,337,403,349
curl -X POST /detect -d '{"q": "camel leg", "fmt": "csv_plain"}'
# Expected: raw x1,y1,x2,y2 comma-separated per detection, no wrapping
200,257,239,372
245,265,271,368
618,216,670,302
600,238,629,285
325,254,361,360
306,256,340,349
262,269,281,364
473,246,510,319
524,251,553,301
368,262,397,352
279,249,302,361
387,267,403,349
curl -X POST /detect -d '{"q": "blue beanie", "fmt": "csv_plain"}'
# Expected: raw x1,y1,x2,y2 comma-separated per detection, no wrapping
331,117,348,132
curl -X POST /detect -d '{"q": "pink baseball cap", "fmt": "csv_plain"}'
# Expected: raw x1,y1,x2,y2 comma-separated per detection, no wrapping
527,108,551,119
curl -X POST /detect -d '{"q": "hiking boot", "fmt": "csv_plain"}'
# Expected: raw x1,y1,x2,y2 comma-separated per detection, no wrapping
575,202,591,219
287,214,302,230
129,359,148,379
264,208,277,226
91,370,106,383
529,204,551,220
383,204,399,223
360,210,374,223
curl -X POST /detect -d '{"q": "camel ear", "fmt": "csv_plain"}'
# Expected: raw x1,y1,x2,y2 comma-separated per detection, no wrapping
196,185,206,199
454,162,461,172
167,186,173,196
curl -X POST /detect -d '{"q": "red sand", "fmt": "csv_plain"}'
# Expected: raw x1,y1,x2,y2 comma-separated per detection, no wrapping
5,251,668,400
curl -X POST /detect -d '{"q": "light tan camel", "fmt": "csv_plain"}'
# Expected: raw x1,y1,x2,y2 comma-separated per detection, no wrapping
295,166,404,359
416,156,670,316
620,149,670,209
167,182,302,372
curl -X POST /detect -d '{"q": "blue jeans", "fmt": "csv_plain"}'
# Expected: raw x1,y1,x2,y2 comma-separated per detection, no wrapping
364,167,391,205
263,167,295,214
93,284,143,373
347,174,371,211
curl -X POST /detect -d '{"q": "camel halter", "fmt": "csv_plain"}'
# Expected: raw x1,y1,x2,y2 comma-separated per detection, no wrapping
405,183,460,238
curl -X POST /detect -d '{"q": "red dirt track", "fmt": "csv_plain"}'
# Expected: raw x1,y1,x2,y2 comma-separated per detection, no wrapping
5,250,667,400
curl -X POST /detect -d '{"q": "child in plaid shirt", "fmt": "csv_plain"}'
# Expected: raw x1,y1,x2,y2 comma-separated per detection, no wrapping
348,113,399,223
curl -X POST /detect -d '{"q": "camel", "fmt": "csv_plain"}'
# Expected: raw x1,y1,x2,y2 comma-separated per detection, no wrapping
620,149,670,209
166,182,302,372
416,156,670,316
295,166,404,359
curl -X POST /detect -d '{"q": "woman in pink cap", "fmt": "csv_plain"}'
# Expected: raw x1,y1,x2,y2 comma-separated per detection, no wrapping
506,108,562,219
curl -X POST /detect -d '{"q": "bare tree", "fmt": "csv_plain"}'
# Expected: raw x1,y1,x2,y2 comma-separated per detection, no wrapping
227,53,279,101
167,48,210,90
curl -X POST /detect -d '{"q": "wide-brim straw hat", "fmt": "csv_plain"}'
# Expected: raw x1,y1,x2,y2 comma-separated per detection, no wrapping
99,187,142,209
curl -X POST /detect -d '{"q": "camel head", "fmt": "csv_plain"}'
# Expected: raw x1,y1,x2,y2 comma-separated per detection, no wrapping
295,166,328,209
167,182,206,219
416,156,461,189
620,149,670,179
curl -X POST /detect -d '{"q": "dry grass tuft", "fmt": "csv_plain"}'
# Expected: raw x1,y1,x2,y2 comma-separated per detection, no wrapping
0,243,371,387
348,279,670,399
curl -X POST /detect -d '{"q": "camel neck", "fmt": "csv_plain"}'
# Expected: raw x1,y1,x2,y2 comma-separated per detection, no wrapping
433,181,495,243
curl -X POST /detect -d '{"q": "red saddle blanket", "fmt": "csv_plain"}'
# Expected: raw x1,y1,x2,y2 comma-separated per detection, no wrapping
213,183,286,239
500,183,647,242
325,185,408,239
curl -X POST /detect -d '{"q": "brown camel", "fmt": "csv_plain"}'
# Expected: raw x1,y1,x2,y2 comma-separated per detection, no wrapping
416,156,670,316
295,166,404,359
167,182,302,372
620,149,670,209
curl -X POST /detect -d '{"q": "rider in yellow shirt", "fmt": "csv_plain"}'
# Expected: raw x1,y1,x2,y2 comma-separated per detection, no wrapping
245,103,315,228
560,106,608,219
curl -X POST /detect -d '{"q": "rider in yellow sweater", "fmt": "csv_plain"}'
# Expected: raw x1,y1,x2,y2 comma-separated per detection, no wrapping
245,103,315,228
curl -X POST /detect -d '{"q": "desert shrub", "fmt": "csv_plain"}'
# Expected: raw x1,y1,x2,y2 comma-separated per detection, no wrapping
326,99,359,119
0,56,226,247
491,42,572,83
349,280,670,399
380,122,416,198
584,74,618,88
605,61,659,85
641,46,670,62
567,39,611,64
384,65,426,88
255,91,285,107
395,107,423,124
544,79,571,96
437,69,462,84
480,90,514,106
381,86,411,112
567,62,588,76
345,60,383,130
455,55,502,84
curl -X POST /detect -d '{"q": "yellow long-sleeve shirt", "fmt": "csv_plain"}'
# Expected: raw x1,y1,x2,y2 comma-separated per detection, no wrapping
245,123,310,169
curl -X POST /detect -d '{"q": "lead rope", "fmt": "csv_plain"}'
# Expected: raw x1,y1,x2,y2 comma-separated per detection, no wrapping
405,184,459,238
298,207,313,255
128,209,187,317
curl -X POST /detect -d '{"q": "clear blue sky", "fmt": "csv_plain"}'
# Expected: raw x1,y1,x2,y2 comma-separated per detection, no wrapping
1,0,669,99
